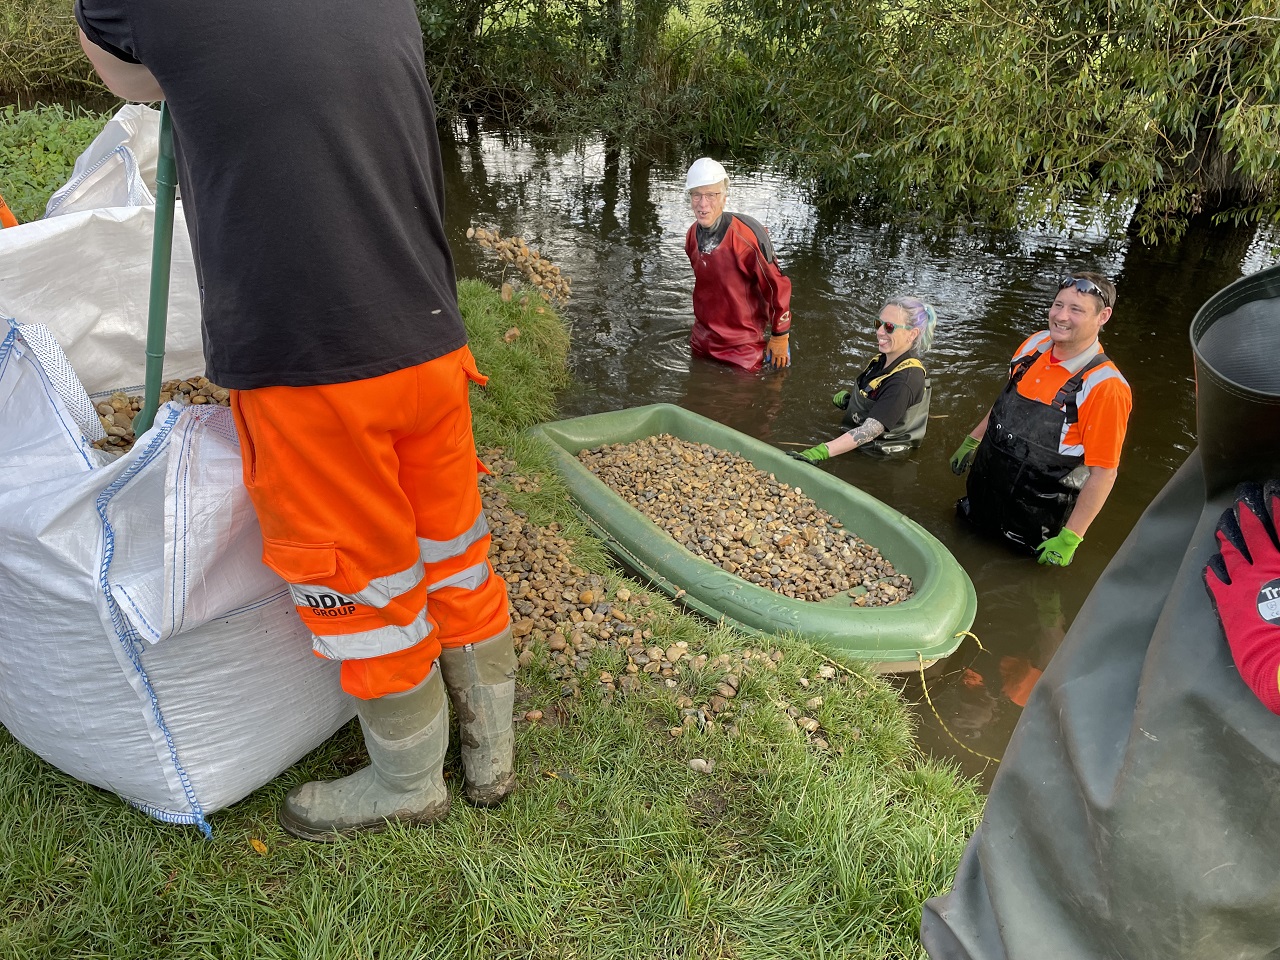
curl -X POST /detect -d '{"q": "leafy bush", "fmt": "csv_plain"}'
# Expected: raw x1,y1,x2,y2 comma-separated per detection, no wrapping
0,103,107,223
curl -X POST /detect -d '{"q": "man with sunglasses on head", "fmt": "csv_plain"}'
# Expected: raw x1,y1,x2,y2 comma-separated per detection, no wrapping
950,272,1132,567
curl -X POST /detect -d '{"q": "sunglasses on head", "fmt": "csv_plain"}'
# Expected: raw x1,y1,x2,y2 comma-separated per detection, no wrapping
1058,276,1112,308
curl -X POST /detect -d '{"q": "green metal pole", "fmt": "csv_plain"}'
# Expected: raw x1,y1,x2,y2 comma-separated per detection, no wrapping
134,102,177,436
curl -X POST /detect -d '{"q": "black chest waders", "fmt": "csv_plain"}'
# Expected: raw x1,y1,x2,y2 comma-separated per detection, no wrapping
841,357,931,455
922,265,1280,960
958,349,1108,551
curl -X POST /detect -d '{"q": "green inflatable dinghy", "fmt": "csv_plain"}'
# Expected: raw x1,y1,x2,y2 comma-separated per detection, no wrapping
529,403,976,671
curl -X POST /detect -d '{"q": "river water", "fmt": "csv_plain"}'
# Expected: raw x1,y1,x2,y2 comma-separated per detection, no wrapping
439,120,1280,787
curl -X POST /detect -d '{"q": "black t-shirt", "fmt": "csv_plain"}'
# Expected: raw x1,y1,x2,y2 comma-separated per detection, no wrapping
75,0,467,389
855,350,926,430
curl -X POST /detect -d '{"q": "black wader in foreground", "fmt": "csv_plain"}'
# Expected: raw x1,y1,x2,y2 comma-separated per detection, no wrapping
958,347,1109,551
923,265,1280,960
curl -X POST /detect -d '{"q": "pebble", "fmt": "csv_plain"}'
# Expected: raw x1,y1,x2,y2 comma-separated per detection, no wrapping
91,378,230,457
576,435,913,606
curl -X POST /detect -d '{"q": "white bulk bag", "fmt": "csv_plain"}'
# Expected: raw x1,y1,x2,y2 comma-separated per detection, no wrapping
0,205,353,835
44,103,162,216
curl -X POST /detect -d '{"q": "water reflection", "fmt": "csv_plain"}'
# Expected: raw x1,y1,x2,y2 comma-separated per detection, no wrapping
675,359,791,442
440,119,1280,788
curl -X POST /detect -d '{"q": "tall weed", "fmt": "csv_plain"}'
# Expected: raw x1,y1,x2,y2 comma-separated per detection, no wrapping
0,0,103,101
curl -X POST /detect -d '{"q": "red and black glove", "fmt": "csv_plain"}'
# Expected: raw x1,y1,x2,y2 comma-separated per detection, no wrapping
1204,481,1280,714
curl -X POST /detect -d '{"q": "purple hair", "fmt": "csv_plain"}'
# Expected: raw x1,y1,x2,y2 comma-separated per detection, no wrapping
885,297,937,354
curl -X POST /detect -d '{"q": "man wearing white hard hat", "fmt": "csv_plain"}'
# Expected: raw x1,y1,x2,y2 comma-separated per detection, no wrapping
684,157,793,371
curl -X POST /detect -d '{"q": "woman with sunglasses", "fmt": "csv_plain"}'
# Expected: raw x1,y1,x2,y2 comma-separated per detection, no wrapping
789,297,937,462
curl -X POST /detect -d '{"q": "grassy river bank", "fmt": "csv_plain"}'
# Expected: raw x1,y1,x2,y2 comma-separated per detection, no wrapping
0,105,982,960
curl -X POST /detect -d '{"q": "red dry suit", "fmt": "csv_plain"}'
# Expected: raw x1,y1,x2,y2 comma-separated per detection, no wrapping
685,213,792,371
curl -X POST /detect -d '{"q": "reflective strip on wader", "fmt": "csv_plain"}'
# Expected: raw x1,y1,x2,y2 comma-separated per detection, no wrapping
860,357,925,395
419,513,490,564
289,560,432,661
428,562,491,594
1051,356,1117,456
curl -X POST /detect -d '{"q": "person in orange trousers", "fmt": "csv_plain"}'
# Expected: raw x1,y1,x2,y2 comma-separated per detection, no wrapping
230,348,517,839
77,0,516,840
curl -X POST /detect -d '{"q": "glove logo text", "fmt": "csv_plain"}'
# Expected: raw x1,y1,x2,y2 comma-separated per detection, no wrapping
1258,578,1280,626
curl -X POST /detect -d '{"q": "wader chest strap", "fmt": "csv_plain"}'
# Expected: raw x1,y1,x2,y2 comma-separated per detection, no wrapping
1008,348,1110,425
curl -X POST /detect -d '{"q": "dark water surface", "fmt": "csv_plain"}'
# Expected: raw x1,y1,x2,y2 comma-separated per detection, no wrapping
440,121,1280,788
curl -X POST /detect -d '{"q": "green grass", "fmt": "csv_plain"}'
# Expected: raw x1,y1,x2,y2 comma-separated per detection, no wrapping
0,643,981,958
0,108,983,960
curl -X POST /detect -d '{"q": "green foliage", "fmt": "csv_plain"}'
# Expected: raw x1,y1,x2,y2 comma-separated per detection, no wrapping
11,0,1275,239
0,103,108,222
415,0,751,144
716,0,1280,240
0,0,104,100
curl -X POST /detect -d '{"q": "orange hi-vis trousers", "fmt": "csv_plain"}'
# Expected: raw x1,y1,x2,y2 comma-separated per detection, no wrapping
230,346,511,699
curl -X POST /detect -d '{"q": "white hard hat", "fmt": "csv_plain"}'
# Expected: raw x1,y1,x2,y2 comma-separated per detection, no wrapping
685,157,729,192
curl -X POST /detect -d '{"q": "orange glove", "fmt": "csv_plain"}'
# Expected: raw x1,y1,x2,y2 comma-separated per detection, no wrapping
764,333,790,369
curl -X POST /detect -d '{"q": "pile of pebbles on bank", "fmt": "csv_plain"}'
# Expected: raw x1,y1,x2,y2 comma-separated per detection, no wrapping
467,226,572,306
478,450,843,750
575,435,912,607
92,377,230,455
84,398,845,748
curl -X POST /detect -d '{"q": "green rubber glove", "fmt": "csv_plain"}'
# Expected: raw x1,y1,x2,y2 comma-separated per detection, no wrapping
949,435,981,475
788,444,830,464
832,389,851,410
1036,528,1083,566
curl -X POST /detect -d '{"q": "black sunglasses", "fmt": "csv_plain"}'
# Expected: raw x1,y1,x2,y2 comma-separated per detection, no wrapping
1058,276,1112,308
875,319,905,334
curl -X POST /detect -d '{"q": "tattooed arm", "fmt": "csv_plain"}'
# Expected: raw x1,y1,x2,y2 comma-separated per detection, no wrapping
825,418,886,456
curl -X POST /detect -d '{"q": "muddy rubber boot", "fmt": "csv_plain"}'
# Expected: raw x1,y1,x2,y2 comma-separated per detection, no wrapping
438,628,517,806
279,665,451,841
